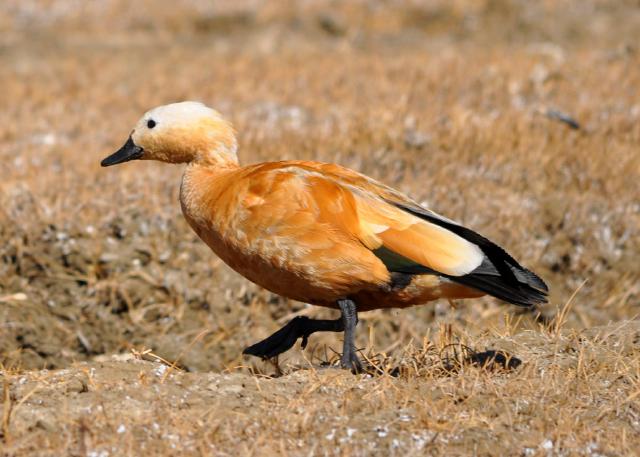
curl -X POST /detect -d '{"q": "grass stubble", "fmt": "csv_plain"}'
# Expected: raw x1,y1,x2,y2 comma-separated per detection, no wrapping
0,1,639,455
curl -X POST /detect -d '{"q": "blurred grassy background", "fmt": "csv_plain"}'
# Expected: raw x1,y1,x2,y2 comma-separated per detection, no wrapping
0,0,638,373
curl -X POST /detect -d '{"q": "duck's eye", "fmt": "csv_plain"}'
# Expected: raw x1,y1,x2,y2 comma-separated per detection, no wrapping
147,119,156,129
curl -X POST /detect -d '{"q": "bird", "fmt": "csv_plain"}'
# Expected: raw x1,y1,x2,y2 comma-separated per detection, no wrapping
101,101,548,371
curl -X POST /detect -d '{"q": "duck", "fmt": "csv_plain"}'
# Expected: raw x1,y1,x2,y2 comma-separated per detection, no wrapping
101,101,548,371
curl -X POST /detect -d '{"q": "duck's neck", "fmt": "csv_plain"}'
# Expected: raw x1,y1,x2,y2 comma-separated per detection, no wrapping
180,157,240,229
193,140,240,168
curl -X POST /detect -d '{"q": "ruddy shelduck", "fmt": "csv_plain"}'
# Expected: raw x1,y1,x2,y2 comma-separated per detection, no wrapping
102,101,548,371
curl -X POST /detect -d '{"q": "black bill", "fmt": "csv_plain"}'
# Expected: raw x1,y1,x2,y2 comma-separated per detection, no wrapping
101,136,144,167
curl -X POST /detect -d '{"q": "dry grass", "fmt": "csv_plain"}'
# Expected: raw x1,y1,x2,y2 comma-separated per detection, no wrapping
2,322,640,456
1,0,639,455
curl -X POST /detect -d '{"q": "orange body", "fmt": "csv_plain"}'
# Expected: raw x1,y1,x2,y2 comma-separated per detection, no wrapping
180,160,484,311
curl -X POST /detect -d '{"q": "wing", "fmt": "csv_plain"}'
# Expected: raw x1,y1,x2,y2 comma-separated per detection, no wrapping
230,161,547,306
240,162,481,276
284,162,549,307
354,192,485,277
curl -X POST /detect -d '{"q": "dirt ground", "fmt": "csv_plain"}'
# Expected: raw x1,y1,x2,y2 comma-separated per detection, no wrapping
1,1,639,455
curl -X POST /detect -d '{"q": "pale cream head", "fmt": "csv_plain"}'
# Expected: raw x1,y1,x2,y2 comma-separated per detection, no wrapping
102,101,238,167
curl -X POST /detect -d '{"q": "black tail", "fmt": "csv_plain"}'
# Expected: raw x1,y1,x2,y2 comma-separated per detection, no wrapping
389,201,549,307
446,258,548,307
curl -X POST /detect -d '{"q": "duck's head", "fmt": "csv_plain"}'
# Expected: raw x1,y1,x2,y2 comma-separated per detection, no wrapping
101,101,238,168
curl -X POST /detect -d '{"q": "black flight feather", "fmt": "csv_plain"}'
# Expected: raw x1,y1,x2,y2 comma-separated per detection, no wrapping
376,200,549,307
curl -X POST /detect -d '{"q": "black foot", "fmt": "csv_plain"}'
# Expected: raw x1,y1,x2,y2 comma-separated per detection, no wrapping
243,316,343,359
244,299,362,372
340,350,363,372
243,316,306,359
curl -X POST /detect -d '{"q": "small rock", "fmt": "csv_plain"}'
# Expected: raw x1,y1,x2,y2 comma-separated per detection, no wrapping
65,378,89,394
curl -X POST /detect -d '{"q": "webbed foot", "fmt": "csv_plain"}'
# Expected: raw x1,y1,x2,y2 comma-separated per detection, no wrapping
243,316,343,359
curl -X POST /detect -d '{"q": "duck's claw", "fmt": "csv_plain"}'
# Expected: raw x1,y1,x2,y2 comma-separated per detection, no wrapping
243,316,345,360
243,316,309,359
340,350,364,373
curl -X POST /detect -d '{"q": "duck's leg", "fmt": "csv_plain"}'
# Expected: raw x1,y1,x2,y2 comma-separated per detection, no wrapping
244,299,362,371
243,316,344,360
337,299,362,372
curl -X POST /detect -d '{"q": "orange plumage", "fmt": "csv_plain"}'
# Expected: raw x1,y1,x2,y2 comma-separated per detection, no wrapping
180,160,487,311
102,101,548,370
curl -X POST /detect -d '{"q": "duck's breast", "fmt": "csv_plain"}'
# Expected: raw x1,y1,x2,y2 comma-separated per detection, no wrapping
179,163,391,305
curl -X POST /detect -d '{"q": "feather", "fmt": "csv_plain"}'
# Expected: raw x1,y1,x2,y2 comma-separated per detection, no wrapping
384,201,549,306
